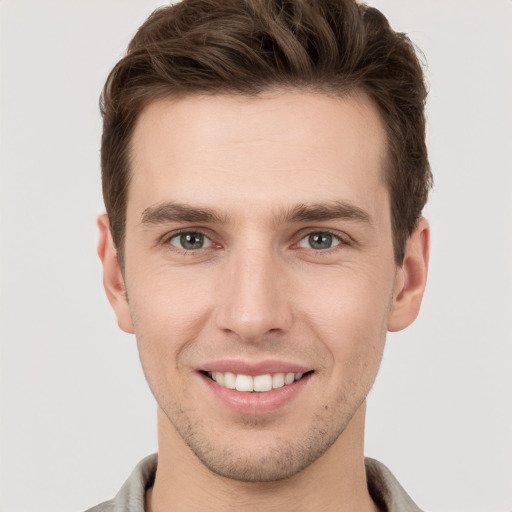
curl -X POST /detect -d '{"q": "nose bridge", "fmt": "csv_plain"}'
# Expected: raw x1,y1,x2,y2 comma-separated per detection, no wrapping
215,239,292,342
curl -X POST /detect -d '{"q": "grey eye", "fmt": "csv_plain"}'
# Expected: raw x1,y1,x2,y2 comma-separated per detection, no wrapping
298,232,341,250
169,232,212,250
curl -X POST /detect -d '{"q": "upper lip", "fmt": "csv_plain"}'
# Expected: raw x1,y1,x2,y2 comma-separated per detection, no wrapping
199,359,312,376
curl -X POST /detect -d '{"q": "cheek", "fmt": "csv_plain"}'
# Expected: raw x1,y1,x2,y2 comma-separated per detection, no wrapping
298,261,394,327
128,259,213,325
130,286,205,412
297,263,393,370
126,268,215,377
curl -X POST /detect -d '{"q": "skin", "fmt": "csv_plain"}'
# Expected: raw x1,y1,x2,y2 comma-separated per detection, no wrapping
98,90,430,512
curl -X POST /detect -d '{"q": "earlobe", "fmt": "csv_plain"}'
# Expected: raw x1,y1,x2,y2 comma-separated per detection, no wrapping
97,213,134,334
388,217,430,332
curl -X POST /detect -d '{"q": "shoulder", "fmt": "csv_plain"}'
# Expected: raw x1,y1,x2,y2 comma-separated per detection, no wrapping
83,500,115,512
365,457,423,512
82,454,157,512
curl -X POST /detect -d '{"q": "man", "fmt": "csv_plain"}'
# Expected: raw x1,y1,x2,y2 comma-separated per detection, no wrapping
89,0,431,510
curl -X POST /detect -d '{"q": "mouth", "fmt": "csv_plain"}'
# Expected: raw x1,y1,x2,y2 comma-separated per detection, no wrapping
198,361,314,414
202,370,313,392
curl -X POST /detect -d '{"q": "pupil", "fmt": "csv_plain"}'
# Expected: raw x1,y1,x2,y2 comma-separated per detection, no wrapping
310,233,332,249
181,233,203,249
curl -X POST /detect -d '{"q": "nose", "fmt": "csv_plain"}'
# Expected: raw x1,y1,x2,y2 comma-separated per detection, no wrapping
214,245,293,343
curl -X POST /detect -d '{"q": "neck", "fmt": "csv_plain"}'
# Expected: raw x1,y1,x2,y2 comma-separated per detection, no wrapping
146,402,379,512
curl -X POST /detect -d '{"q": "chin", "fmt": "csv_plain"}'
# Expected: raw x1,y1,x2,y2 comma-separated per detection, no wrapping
192,439,335,483
166,405,351,483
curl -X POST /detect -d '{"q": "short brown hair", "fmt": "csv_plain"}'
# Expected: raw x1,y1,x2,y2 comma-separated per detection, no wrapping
101,0,432,266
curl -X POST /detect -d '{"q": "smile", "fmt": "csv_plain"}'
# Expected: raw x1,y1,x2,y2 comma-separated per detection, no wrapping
207,371,306,392
200,364,314,414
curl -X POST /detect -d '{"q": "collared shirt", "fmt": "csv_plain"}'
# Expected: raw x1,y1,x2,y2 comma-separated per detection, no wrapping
85,454,423,512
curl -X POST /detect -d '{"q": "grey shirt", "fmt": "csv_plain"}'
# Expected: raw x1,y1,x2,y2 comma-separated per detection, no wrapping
85,454,423,512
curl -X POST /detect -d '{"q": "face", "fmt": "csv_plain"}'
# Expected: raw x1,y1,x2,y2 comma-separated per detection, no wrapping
101,90,427,482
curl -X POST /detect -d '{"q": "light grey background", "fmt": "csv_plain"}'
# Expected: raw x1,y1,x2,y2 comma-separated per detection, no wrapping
1,1,511,511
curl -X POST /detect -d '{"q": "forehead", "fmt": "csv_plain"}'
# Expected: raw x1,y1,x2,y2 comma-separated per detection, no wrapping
128,90,389,222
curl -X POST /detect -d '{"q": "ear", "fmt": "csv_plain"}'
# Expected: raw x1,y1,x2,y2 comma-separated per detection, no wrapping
97,213,134,334
388,217,430,332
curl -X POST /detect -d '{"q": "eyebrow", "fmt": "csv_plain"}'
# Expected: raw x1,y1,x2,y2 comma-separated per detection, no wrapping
140,200,372,227
140,202,228,226
280,201,372,226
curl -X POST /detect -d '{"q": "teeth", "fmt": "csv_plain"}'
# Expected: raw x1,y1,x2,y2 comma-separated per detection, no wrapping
208,371,307,392
284,372,295,385
235,374,254,392
272,373,285,389
253,374,272,392
224,371,236,389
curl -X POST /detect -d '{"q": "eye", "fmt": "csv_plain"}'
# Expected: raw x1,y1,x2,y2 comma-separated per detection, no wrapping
168,231,213,251
298,232,342,250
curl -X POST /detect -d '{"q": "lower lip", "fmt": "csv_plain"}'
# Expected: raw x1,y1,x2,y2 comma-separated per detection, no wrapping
201,372,312,415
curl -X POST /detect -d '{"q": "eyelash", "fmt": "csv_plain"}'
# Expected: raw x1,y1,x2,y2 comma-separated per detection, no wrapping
161,229,351,254
295,230,349,251
162,229,215,253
